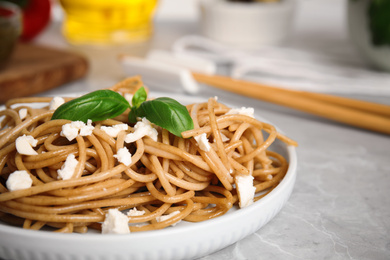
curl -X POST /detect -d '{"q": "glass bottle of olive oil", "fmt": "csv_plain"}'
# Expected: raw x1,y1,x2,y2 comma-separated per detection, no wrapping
59,0,158,45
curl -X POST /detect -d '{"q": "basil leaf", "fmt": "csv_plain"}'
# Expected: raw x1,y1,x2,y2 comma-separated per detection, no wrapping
52,90,130,123
129,97,194,138
128,106,138,124
131,86,147,108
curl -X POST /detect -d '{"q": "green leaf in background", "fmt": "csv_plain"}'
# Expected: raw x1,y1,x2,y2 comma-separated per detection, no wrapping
52,90,130,123
128,90,194,138
368,0,390,46
0,0,29,9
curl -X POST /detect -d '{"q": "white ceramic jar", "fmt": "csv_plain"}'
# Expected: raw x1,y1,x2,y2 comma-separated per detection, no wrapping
198,0,296,49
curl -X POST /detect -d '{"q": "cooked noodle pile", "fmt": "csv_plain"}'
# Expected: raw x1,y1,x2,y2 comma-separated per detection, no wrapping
0,77,297,233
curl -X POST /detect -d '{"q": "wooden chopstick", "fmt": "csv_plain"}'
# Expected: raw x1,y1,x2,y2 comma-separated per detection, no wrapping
192,72,390,135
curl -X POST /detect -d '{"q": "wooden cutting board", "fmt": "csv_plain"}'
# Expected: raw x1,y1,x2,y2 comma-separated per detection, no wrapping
0,43,89,103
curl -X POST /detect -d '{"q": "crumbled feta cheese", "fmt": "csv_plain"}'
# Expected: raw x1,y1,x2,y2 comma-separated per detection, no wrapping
124,93,133,105
6,170,33,191
127,207,146,217
61,120,94,141
125,118,158,143
235,174,256,208
18,108,28,120
61,123,79,141
194,133,211,152
226,107,255,118
15,135,38,155
79,119,94,136
49,97,65,110
214,132,230,143
102,209,130,234
156,211,181,226
101,124,129,138
61,121,83,141
57,154,78,180
220,133,230,142
114,147,132,166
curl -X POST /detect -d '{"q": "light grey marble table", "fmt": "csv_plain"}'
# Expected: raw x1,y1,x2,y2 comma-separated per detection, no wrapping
26,0,390,259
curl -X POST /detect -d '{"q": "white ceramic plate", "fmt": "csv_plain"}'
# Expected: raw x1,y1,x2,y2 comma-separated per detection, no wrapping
0,92,297,260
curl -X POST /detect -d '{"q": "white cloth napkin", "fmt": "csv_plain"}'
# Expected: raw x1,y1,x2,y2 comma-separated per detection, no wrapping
172,35,390,96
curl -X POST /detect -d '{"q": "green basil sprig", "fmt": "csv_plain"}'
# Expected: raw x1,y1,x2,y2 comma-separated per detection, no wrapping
51,87,194,138
129,87,194,138
131,86,147,108
51,90,129,123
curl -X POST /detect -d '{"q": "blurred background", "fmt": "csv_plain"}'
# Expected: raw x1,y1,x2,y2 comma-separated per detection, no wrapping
1,0,390,101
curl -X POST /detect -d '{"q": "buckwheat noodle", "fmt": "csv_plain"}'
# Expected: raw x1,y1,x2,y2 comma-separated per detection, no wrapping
0,76,297,233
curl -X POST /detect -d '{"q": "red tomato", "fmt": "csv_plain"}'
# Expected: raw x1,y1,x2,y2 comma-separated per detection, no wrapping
20,0,51,41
